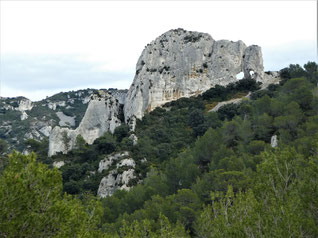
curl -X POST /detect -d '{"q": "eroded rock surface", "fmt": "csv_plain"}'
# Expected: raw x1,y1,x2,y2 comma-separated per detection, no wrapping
20,111,29,121
17,98,33,112
98,151,130,173
262,71,281,89
128,134,138,146
48,91,122,156
56,112,75,127
53,161,65,169
124,28,265,129
271,135,278,148
97,152,136,198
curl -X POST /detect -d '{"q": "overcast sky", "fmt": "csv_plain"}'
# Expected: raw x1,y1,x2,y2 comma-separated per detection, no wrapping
0,1,317,101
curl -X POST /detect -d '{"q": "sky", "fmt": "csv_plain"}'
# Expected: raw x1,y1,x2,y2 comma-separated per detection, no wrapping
0,1,317,101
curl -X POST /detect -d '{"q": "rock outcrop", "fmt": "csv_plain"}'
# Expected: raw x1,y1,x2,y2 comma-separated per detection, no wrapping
20,111,29,121
262,71,281,89
17,98,33,112
97,152,136,198
98,151,130,173
128,134,138,146
271,135,278,148
124,28,265,129
48,91,122,156
0,89,97,151
53,160,65,169
56,112,76,127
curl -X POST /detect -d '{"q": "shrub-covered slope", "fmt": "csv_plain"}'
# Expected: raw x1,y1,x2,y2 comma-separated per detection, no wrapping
0,62,317,237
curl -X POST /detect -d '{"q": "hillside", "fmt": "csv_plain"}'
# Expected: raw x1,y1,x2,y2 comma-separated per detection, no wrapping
0,27,317,237
0,88,127,151
1,61,315,236
1,63,317,237
48,28,274,157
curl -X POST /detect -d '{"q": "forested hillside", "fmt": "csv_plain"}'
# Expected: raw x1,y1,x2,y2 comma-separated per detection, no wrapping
0,62,317,237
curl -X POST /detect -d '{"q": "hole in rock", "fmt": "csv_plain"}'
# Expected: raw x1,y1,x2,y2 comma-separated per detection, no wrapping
236,72,244,80
249,71,255,78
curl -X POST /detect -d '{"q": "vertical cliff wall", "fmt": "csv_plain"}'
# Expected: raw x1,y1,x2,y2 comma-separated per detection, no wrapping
124,28,264,129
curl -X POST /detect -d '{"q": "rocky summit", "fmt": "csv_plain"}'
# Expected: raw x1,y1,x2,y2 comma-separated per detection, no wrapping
124,28,264,129
47,28,268,156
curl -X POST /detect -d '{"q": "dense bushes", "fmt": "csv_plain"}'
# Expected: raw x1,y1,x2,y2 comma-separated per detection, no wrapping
98,62,318,235
195,147,318,237
201,78,260,101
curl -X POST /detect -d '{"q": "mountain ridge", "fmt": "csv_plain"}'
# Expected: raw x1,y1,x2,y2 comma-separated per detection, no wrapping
48,28,272,156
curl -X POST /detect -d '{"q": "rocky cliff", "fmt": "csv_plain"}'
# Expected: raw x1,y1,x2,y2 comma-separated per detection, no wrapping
46,28,266,156
124,28,264,128
48,90,124,156
0,90,95,151
0,88,127,152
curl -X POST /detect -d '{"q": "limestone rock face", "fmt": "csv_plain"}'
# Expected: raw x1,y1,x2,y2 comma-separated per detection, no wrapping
17,98,33,112
53,161,65,169
97,151,136,198
124,28,264,128
20,111,28,121
76,92,122,144
262,71,281,89
39,125,52,137
15,98,33,121
271,135,278,148
97,169,136,198
48,127,75,156
108,89,127,105
128,134,138,146
56,112,75,127
48,101,66,111
98,151,130,173
97,174,118,197
48,91,122,156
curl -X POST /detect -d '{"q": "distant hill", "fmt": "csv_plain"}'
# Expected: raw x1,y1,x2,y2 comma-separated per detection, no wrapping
0,88,127,151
